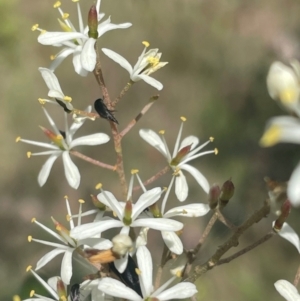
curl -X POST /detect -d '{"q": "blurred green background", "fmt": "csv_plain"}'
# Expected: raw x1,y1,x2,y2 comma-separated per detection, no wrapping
2,0,300,300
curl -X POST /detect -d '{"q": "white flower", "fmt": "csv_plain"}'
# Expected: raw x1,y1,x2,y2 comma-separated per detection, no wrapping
102,41,168,90
38,67,73,111
260,116,300,206
267,61,300,116
33,0,132,76
70,174,183,272
29,198,112,284
98,246,198,301
275,280,300,301
139,117,216,201
17,106,110,189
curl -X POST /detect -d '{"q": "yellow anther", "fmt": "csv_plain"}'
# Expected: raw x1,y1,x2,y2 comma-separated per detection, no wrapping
147,57,159,66
173,168,180,176
53,1,61,8
78,199,85,204
62,13,69,19
28,236,32,242
38,98,46,104
176,270,183,278
260,125,281,147
31,218,36,223
159,130,165,135
142,41,150,47
64,96,72,102
131,169,139,174
31,24,39,31
26,265,32,272
72,0,80,2
95,183,102,190
27,152,32,158
50,54,56,60
15,136,21,142
113,211,117,217
56,225,62,231
66,214,71,222
64,195,68,199
182,209,188,214
209,137,214,142
279,89,297,104
214,148,218,155
61,296,67,301
180,116,187,122
135,268,142,275
13,295,21,301
30,290,35,297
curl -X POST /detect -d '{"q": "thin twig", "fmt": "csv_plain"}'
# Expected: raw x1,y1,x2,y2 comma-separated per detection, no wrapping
216,209,237,230
216,231,275,266
112,81,134,107
133,166,170,192
119,95,159,138
70,150,116,170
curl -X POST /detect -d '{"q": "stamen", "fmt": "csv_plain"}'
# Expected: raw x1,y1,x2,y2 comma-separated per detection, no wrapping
78,199,85,204
131,169,139,174
28,236,32,242
95,183,102,189
31,218,36,223
15,136,21,142
180,116,187,122
214,148,218,155
50,55,56,60
159,130,165,135
13,295,21,301
27,152,32,158
62,13,69,19
135,268,142,275
64,195,68,199
64,96,72,102
38,98,47,104
31,24,39,31
142,41,150,47
26,265,32,272
209,136,214,142
30,290,35,297
53,1,61,8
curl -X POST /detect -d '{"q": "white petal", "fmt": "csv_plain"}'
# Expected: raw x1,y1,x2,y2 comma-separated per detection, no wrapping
49,47,75,71
62,152,80,189
175,172,188,201
288,163,300,207
156,283,197,300
180,164,210,194
179,136,199,150
98,21,132,37
161,231,183,254
73,45,89,77
70,133,110,148
36,248,66,270
38,155,59,186
38,31,86,45
164,203,210,218
61,249,73,284
139,129,168,157
97,191,123,220
102,48,133,74
137,74,163,90
133,187,162,219
98,278,142,301
39,67,63,95
81,38,97,71
70,219,123,240
137,246,153,297
132,218,183,231
274,280,300,301
277,222,300,253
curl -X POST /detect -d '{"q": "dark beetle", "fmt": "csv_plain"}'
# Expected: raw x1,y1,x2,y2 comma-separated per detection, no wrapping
94,98,119,124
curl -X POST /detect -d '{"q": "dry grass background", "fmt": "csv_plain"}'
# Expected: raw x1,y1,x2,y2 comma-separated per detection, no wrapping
1,0,300,300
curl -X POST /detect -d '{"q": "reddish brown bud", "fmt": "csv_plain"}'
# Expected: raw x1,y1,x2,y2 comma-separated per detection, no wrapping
123,201,132,225
91,194,106,211
274,200,291,232
219,179,235,206
88,5,98,38
208,184,221,209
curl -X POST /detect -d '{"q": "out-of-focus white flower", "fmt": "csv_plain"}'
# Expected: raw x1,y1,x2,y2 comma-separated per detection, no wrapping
267,61,300,116
98,246,198,301
28,198,112,284
260,116,300,206
16,106,109,189
102,41,168,90
139,117,217,201
274,222,300,253
33,0,131,76
274,279,300,301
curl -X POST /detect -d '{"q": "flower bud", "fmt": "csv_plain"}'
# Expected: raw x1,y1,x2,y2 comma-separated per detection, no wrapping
149,202,162,217
273,200,291,232
56,278,67,300
219,179,235,206
123,201,132,226
88,5,98,39
208,184,221,209
170,145,192,166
